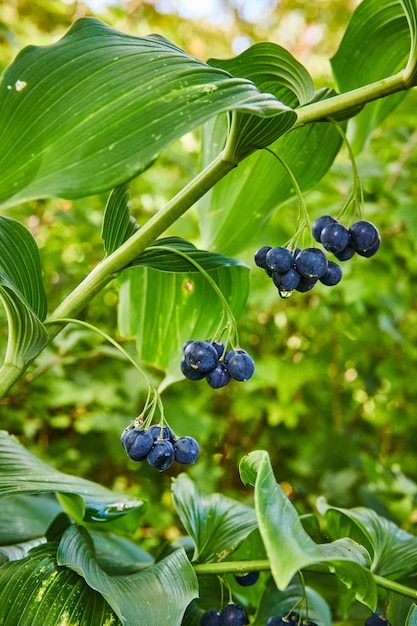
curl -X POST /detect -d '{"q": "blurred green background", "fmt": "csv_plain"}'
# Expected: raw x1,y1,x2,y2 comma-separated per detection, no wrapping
1,0,417,555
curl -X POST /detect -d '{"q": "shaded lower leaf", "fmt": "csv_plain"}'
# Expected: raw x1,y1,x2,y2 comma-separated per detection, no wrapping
90,530,153,575
57,525,198,626
0,431,145,524
239,451,377,609
171,474,258,563
0,542,120,626
0,493,62,545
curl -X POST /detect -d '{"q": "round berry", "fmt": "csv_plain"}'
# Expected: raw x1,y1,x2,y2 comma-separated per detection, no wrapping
319,260,342,286
312,214,336,242
120,428,154,462
147,439,175,471
265,247,294,273
365,614,391,626
334,244,356,261
206,362,231,389
233,570,259,586
227,350,255,382
295,276,318,292
356,237,380,258
210,341,225,359
174,436,199,465
181,357,206,380
183,340,218,373
272,267,301,291
201,609,220,626
266,614,300,625
254,246,272,269
218,603,247,626
320,222,350,253
349,220,380,253
149,424,174,442
295,248,328,279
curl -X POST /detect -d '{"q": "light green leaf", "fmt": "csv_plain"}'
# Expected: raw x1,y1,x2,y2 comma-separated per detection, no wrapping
117,263,249,384
318,499,417,579
0,542,120,626
0,431,145,524
331,0,415,152
0,494,61,545
239,451,377,609
171,474,258,563
133,237,247,272
0,17,292,208
101,183,139,256
198,120,343,255
57,525,198,626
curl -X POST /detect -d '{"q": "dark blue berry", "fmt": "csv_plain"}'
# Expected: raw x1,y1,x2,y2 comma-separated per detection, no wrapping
265,247,294,273
320,222,350,253
206,362,231,388
120,428,154,462
295,248,328,279
349,220,380,253
334,244,356,261
266,618,286,626
233,570,259,586
227,350,255,382
147,439,175,471
312,214,336,242
254,246,272,269
211,341,225,359
365,614,390,626
295,276,318,292
272,267,301,291
201,609,220,626
174,436,199,464
356,237,380,258
183,340,218,373
149,424,174,442
319,260,342,286
181,357,206,380
218,603,248,626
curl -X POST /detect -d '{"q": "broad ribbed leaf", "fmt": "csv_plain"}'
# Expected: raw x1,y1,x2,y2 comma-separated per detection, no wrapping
117,263,249,384
58,525,198,626
133,237,246,272
318,499,417,579
331,0,415,152
198,121,343,255
0,17,292,208
0,431,145,524
101,183,139,255
0,542,120,626
208,42,312,161
239,451,376,609
171,474,257,563
90,530,153,575
0,494,61,545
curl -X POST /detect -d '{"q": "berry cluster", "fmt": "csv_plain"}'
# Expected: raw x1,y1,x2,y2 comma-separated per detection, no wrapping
255,218,380,297
201,603,248,626
266,613,317,625
120,424,199,471
181,340,255,389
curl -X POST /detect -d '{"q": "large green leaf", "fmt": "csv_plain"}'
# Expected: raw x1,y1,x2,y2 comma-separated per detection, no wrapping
331,0,416,152
0,17,292,208
117,263,249,385
0,494,61,545
57,525,198,626
318,499,417,579
0,431,145,524
171,474,258,563
0,542,120,626
239,451,377,609
198,120,343,255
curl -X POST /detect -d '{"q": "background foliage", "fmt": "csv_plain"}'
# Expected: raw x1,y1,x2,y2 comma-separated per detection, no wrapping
0,1,417,624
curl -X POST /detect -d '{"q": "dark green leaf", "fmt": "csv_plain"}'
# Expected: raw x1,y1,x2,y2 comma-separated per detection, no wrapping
331,0,415,152
90,530,153,575
171,474,258,563
132,237,247,272
0,494,61,545
0,431,145,524
101,183,139,255
117,263,249,384
57,525,198,626
198,121,343,255
0,542,120,626
0,18,291,207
